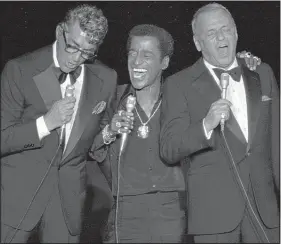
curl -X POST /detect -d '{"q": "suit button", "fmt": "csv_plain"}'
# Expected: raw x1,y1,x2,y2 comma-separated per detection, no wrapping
31,144,34,147
247,152,251,156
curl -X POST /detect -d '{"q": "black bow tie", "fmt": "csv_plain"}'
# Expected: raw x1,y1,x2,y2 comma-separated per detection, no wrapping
213,66,241,82
53,66,82,85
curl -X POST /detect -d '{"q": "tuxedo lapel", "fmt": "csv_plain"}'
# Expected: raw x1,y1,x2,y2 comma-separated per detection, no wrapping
33,53,62,137
241,64,261,152
191,59,221,106
33,63,62,111
61,65,104,161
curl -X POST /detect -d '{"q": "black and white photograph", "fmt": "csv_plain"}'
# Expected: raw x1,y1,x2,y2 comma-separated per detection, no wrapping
1,1,280,243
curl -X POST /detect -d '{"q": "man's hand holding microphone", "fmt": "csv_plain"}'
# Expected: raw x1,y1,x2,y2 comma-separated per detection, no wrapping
43,85,76,132
203,73,231,135
102,96,135,150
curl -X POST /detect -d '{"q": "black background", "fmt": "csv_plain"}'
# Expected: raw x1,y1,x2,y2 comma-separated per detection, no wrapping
1,1,280,86
0,1,280,242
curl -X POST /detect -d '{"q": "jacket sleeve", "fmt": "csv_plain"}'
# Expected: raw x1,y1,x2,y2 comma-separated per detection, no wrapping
267,65,279,191
1,60,43,157
160,77,214,165
88,70,118,163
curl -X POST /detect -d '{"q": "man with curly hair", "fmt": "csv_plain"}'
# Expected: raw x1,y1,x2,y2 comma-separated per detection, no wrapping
1,4,133,243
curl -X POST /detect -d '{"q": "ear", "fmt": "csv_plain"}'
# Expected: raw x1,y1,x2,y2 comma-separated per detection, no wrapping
161,56,170,70
193,35,202,52
55,24,63,40
234,28,238,41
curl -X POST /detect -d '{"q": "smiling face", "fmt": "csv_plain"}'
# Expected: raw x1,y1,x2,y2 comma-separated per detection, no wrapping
127,36,169,90
56,20,98,73
193,8,238,68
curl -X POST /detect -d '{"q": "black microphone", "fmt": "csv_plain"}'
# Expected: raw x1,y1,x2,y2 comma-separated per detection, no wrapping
120,95,136,154
220,73,229,132
60,85,75,143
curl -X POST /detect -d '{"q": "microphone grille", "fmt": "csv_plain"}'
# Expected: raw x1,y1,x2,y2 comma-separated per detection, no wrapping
126,95,136,112
220,73,229,89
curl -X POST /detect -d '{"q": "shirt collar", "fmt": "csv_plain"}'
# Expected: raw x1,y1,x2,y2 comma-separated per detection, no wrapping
53,41,59,68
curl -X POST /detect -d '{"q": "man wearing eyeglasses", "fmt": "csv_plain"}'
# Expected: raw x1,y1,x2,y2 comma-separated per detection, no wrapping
1,4,133,243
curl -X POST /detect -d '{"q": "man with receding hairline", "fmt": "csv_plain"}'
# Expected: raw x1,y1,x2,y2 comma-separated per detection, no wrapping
160,3,279,243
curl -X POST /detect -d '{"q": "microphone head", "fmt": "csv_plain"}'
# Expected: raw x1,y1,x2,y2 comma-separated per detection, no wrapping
65,85,75,97
220,73,230,89
126,95,136,112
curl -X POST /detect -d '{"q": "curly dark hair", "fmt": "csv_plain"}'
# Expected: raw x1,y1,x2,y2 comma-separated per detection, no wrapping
127,24,174,59
63,4,108,46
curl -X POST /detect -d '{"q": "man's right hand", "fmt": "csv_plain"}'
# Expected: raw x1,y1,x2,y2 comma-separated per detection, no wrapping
43,96,76,131
203,99,232,134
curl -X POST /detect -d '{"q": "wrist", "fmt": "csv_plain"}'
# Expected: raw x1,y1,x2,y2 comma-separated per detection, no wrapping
102,124,117,145
43,115,52,132
107,125,118,137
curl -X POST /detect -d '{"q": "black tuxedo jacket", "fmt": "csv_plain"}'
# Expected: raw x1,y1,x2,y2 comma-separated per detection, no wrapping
160,58,279,234
1,45,117,235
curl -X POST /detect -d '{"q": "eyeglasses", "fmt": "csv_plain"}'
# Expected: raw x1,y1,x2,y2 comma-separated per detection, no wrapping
62,30,97,60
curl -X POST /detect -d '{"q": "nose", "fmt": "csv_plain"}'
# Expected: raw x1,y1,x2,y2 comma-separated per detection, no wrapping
72,51,83,63
216,29,225,41
134,53,143,66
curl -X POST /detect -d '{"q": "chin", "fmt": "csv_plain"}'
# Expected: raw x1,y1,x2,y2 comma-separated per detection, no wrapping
216,57,234,68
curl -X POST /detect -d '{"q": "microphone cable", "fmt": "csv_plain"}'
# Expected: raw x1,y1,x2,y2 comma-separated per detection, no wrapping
221,128,270,243
7,144,62,243
7,85,74,243
114,150,123,244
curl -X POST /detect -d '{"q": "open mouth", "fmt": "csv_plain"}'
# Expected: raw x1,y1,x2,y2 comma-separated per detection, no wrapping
218,44,228,55
132,68,147,79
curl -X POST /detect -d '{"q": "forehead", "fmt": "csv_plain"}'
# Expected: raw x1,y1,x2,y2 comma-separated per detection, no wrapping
65,20,96,49
130,36,160,52
196,9,233,31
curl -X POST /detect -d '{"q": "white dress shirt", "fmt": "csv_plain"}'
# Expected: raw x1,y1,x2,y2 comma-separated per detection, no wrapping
36,41,84,150
203,58,248,142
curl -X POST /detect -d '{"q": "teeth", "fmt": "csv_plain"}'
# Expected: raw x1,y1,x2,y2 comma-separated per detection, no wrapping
133,68,147,73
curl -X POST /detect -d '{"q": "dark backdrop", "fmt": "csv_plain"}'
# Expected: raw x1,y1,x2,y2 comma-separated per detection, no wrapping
1,1,280,86
0,1,280,243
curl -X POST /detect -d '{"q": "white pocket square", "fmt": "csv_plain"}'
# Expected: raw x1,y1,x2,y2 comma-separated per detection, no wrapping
261,95,272,102
92,101,106,114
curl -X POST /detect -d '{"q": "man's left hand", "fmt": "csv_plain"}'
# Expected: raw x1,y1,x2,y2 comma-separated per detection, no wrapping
237,50,261,71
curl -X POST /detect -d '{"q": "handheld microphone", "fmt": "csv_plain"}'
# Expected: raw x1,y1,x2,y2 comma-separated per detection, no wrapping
60,85,75,144
220,73,229,132
119,95,136,154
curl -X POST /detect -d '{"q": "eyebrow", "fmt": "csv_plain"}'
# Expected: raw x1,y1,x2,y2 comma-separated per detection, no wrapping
70,38,96,52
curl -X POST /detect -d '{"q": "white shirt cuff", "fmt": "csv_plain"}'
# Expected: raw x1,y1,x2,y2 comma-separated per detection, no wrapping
36,116,51,140
203,118,213,140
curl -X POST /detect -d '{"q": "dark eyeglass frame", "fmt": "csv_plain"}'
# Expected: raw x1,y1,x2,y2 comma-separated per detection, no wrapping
62,29,98,60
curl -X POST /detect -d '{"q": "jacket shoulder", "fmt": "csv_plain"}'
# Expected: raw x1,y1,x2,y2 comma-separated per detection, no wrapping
165,59,203,87
87,60,117,86
3,46,53,75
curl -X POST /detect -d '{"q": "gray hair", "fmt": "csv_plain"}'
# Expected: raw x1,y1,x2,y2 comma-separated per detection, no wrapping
63,4,108,46
191,3,236,35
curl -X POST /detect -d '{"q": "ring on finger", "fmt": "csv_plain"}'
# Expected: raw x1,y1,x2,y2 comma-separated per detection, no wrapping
117,128,122,134
245,52,251,58
221,113,226,119
118,110,123,116
116,121,121,128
